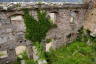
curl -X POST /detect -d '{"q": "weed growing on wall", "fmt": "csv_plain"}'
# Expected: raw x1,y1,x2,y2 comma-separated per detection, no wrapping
23,8,56,43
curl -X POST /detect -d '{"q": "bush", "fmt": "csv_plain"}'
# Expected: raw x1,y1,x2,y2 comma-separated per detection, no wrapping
23,9,56,43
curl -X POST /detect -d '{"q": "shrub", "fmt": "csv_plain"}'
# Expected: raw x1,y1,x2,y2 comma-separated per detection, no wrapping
23,9,56,43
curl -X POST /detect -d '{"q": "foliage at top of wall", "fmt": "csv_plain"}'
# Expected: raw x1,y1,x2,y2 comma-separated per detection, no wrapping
23,8,57,43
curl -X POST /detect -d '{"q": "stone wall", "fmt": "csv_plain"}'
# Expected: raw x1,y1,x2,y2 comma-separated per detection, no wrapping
46,9,86,49
84,5,96,37
0,4,87,63
0,12,33,64
28,9,86,49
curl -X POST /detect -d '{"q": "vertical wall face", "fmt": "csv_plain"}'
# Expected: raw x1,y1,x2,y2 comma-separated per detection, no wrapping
46,9,86,49
84,8,96,36
84,0,96,36
0,7,86,63
0,12,33,64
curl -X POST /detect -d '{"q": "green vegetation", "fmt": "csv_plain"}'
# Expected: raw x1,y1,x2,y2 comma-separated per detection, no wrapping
23,8,56,64
46,41,96,64
23,8,56,43
22,8,96,64
16,51,37,64
34,42,46,60
46,28,96,64
76,27,96,43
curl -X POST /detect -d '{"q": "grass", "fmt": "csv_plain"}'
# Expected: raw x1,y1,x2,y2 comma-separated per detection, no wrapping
34,42,46,60
46,41,96,64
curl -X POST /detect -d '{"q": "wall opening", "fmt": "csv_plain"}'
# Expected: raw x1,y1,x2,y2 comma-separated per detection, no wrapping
70,11,79,24
48,13,56,24
10,15,25,32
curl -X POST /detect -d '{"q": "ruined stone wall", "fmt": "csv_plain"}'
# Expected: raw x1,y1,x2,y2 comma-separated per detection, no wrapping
84,1,96,37
28,9,86,49
0,12,33,64
46,9,86,49
0,6,87,63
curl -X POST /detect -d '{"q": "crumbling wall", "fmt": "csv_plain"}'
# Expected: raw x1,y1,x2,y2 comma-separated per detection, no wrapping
0,12,33,64
84,0,96,36
46,9,86,49
0,4,87,63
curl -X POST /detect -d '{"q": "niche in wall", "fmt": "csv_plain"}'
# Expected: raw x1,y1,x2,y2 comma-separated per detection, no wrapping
48,12,56,24
10,15,25,32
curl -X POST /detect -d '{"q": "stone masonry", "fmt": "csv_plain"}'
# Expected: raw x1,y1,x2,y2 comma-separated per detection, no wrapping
0,2,92,64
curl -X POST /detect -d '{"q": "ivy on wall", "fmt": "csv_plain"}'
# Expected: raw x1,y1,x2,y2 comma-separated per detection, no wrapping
23,8,56,43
